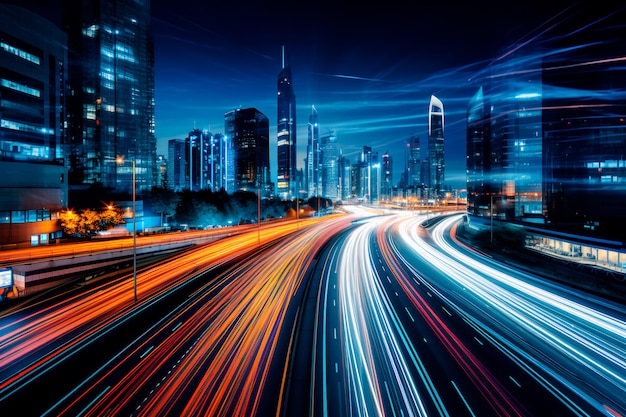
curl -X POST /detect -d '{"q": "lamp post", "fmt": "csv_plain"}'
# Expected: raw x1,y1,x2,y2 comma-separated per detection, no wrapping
490,194,494,244
117,157,137,302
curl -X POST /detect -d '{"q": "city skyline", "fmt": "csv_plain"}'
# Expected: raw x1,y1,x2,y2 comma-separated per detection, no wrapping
150,1,576,189
8,0,588,189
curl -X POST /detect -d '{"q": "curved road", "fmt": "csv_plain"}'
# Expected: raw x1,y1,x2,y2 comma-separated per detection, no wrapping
1,209,624,416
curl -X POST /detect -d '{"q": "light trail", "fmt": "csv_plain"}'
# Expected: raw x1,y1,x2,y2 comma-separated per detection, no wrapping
393,213,626,416
0,218,331,409
40,215,352,416
336,216,431,417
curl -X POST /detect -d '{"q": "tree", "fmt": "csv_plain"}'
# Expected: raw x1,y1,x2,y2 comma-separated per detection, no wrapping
150,187,179,226
59,210,81,236
59,207,126,237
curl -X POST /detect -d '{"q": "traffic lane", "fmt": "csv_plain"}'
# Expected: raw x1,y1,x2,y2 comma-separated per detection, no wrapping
282,225,354,417
130,217,354,417
0,219,334,415
371,219,535,417
322,217,435,417
392,214,624,416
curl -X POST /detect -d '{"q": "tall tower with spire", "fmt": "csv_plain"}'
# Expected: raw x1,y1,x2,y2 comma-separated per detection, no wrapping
277,46,297,200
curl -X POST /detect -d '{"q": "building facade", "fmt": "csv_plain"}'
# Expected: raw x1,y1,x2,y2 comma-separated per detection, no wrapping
276,60,297,200
0,4,68,245
65,0,156,195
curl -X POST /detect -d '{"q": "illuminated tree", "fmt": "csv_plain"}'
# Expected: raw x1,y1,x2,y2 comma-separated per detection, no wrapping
59,210,81,236
59,207,126,237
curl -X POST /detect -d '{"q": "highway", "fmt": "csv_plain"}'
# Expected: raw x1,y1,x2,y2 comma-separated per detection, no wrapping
0,215,348,415
1,209,624,416
299,211,624,416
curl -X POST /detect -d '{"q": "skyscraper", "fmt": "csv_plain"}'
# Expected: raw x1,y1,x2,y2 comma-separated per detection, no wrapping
338,154,351,201
65,0,156,194
276,49,297,200
224,108,271,198
428,95,445,199
306,106,320,197
187,129,202,191
320,130,338,200
407,135,421,188
167,139,186,192
209,133,225,192
381,151,393,202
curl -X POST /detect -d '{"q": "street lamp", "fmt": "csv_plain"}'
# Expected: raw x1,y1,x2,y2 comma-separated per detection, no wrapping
116,156,137,302
490,194,494,243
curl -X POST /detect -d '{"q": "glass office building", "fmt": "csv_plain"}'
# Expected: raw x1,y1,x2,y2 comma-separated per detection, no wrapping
306,105,320,198
466,4,626,244
65,0,156,194
428,95,445,199
320,130,338,200
224,108,271,198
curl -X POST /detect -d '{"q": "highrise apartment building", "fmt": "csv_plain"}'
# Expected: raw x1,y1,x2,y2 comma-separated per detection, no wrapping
65,0,156,194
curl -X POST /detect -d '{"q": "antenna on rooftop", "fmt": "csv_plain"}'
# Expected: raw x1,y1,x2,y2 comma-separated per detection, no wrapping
282,45,285,69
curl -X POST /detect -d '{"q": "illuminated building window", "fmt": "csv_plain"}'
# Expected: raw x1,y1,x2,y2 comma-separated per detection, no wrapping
82,24,99,38
0,41,40,64
1,78,40,97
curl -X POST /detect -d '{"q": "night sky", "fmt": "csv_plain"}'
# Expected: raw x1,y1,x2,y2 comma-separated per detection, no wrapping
12,0,574,189
151,0,573,189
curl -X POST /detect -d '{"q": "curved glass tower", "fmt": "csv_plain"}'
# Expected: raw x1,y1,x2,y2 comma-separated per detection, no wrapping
428,95,445,199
